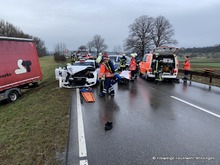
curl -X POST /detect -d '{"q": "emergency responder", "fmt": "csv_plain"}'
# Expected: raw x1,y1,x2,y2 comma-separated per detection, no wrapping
119,53,127,71
96,53,104,93
134,53,140,79
71,53,77,64
129,53,137,80
183,56,191,80
153,54,163,82
96,53,103,64
99,53,116,97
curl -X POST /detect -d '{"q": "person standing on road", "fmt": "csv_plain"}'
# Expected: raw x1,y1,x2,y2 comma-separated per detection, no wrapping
154,54,163,82
183,56,191,80
119,53,127,71
134,53,140,79
99,53,116,97
71,53,77,64
129,53,137,80
96,53,104,93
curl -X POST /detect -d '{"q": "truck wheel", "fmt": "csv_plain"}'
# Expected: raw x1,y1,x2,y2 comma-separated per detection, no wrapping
32,82,39,87
7,91,19,102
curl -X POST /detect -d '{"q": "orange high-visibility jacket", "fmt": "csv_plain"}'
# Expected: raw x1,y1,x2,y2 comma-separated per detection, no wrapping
99,62,114,78
184,59,190,70
129,58,136,71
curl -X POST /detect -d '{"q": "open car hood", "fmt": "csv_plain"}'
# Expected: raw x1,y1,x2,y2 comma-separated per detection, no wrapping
66,65,90,75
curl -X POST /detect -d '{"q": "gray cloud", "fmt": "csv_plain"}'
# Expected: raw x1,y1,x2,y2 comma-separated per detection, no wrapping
0,0,220,51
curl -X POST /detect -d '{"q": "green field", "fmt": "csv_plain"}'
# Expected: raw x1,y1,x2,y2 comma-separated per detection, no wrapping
178,57,220,87
0,56,71,165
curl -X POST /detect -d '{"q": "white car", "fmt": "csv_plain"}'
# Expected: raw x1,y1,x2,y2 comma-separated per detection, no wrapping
55,59,99,88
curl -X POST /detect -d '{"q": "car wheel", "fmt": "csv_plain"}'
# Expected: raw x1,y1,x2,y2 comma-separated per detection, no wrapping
7,90,19,102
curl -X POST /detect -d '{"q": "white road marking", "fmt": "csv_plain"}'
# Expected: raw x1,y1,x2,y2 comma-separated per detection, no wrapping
76,88,88,158
80,159,88,165
171,96,220,119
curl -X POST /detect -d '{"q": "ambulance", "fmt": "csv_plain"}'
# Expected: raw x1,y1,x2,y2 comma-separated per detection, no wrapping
139,46,179,81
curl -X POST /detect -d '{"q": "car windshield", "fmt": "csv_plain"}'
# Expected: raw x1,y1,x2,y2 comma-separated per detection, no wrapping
74,62,94,67
109,56,117,62
109,55,131,63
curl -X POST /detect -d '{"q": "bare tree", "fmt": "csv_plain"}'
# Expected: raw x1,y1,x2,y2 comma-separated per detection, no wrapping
152,16,178,47
33,37,47,57
0,19,17,37
54,43,66,55
124,15,154,58
54,43,67,62
0,19,31,38
78,45,87,51
113,45,122,54
0,19,47,56
124,15,178,58
91,34,108,56
87,41,94,53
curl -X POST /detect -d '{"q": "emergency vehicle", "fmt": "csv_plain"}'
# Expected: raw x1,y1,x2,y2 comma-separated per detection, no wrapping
139,46,179,81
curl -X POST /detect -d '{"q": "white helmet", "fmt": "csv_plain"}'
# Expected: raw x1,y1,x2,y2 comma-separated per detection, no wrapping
130,53,135,58
134,53,137,57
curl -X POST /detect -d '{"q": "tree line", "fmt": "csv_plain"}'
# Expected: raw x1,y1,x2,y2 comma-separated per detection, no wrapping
0,19,47,57
182,45,220,53
178,45,220,58
76,15,177,58
1,15,178,59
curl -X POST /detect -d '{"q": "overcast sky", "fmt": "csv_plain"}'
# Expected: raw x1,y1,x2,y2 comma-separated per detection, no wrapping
1,0,220,51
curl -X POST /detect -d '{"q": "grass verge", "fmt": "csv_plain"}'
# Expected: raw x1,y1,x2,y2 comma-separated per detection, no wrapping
178,57,220,87
0,56,71,165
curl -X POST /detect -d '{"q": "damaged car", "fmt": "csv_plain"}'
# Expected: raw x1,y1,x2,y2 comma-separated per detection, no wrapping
55,59,99,88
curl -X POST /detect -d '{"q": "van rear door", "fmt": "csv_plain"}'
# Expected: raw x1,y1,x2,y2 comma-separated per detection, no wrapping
157,54,178,79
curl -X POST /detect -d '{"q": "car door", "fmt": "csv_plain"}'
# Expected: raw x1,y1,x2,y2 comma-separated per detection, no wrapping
140,54,153,74
139,55,147,74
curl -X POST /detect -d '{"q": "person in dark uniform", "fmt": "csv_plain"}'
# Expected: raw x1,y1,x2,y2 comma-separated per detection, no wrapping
119,53,127,71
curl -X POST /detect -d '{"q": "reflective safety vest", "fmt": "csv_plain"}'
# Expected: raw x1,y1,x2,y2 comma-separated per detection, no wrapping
184,59,190,70
120,57,127,67
71,56,76,63
129,58,136,71
99,61,114,78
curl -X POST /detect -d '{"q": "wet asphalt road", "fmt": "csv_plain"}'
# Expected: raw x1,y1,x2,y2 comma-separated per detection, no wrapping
66,77,220,165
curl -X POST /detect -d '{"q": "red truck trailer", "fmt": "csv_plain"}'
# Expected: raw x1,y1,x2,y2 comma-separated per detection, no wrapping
0,37,43,102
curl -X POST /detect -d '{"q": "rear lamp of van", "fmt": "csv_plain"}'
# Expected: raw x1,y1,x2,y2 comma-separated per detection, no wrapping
174,69,177,73
149,68,152,72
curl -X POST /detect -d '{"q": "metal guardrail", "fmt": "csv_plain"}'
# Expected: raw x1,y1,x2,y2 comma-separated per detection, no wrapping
179,69,220,84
